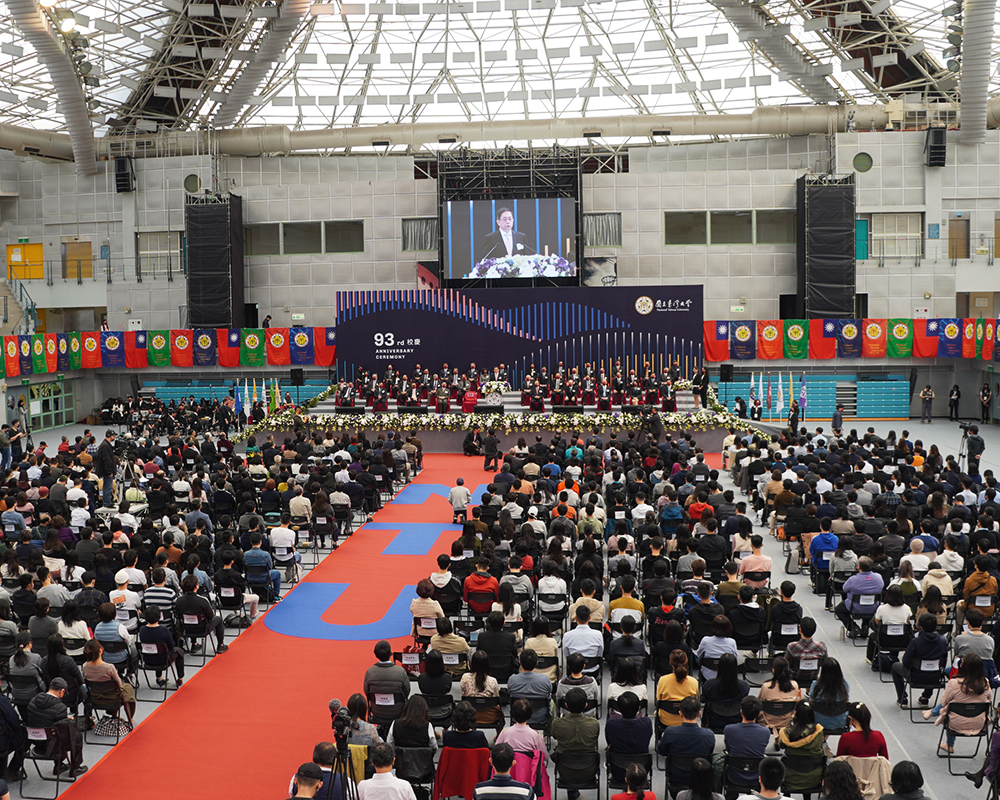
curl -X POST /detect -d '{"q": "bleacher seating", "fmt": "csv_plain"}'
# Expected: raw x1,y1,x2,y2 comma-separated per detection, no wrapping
141,379,329,405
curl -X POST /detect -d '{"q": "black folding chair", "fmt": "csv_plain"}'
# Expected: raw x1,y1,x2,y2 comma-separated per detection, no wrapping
84,678,132,746
606,750,652,799
938,701,991,774
462,695,504,733
873,623,912,682
20,725,78,799
906,656,948,723
781,754,826,799
136,639,181,703
394,746,436,795
724,753,765,798
553,751,600,800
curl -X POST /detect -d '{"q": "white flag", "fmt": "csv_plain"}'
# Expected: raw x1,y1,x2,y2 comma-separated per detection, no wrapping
777,378,785,414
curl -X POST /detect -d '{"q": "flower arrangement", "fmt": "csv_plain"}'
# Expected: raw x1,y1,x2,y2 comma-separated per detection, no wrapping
480,379,512,396
468,254,574,279
297,384,336,411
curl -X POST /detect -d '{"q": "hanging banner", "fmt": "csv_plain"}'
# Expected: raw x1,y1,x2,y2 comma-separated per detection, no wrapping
266,328,291,365
290,328,315,365
861,319,886,358
218,328,240,368
886,319,913,358
808,319,836,360
240,329,265,366
3,337,19,378
124,331,148,370
170,330,193,367
314,327,337,367
30,334,47,373
756,320,782,360
193,330,217,367
100,331,125,368
729,321,756,360
782,320,808,359
44,334,57,373
703,321,729,362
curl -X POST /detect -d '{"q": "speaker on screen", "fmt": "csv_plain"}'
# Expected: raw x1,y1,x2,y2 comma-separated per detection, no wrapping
720,364,734,382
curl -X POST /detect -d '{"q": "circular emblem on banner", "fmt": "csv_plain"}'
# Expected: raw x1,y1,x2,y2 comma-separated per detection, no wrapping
966,322,975,339
989,323,995,342
245,333,260,350
269,332,285,348
5,341,15,358
787,325,804,342
735,325,751,342
32,339,42,356
70,337,80,353
84,338,97,353
865,322,882,340
58,338,66,354
762,325,778,342
46,339,56,355
842,323,858,340
634,296,653,315
293,331,309,348
945,322,959,339
151,334,166,350
19,340,29,357
197,333,212,349
174,335,190,350
977,323,984,341
105,335,119,351
892,323,908,340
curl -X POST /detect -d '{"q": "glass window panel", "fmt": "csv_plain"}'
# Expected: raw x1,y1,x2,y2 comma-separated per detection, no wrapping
245,224,281,256
325,221,365,253
664,212,707,245
710,211,752,244
283,222,323,254
756,210,796,244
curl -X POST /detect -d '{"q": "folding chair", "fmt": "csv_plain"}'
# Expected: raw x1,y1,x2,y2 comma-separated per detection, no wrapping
742,654,778,688
462,695,504,734
606,750,652,799
367,690,408,734
771,622,799,654
413,616,438,647
218,586,251,632
781,754,826,800
394,746,436,796
84,679,132,746
873,623,912,682
180,612,216,665
136,640,181,703
665,752,701,798
20,726,78,799
553,751,600,800
937,701,991,774
424,694,455,730
786,654,821,690
724,753,765,798
906,656,948,723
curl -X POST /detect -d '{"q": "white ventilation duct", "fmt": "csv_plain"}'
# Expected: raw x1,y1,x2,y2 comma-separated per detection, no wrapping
958,0,995,143
212,0,311,128
3,0,96,174
7,101,1000,164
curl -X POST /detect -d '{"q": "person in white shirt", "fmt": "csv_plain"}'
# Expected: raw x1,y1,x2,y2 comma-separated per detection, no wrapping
631,494,654,523
562,605,604,673
69,499,91,529
937,535,965,574
109,570,142,634
358,743,417,800
899,538,931,572
66,480,88,507
269,514,299,582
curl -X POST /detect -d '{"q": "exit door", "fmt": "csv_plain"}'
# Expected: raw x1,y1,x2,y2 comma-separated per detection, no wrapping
855,219,869,260
949,218,970,259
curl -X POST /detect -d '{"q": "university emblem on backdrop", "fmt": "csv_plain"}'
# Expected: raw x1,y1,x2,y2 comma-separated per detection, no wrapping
175,334,190,350
865,322,882,339
20,340,29,356
245,333,260,349
892,323,908,340
841,323,857,340
32,339,43,355
197,333,212,349
270,332,285,347
761,325,778,341
105,335,119,350
84,338,97,352
634,296,653,315
735,325,751,342
945,322,959,339
294,331,310,348
787,325,804,341
151,334,166,350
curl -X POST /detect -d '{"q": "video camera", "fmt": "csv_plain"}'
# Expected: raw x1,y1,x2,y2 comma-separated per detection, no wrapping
959,421,975,434
329,700,352,751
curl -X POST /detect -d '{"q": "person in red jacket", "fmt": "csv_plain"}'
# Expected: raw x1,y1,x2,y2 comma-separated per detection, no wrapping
463,557,499,614
835,702,888,759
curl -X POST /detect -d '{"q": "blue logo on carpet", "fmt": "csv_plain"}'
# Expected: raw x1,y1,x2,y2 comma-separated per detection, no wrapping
393,483,492,505
265,583,418,641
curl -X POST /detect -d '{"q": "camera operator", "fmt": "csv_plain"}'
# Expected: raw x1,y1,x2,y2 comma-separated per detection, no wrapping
966,423,986,476
286,742,342,800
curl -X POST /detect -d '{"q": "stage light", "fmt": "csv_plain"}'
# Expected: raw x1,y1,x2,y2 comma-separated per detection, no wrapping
947,32,962,46
59,15,76,32
947,58,961,71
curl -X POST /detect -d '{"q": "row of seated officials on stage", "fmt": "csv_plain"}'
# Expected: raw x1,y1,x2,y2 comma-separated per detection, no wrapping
336,360,712,412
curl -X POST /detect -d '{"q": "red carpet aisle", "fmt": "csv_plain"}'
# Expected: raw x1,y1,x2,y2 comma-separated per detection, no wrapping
61,454,474,800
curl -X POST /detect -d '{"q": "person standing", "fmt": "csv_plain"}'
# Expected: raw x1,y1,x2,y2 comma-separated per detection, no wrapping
787,400,800,433
949,384,961,421
831,404,844,434
967,425,986,476
263,315,272,329
96,430,117,509
981,383,992,424
920,385,934,424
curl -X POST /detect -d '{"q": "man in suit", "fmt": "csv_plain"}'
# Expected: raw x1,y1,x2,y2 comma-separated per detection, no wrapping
480,207,529,261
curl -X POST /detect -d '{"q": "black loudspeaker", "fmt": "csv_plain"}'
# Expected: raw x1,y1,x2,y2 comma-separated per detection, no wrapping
553,405,585,414
925,128,946,167
909,368,918,400
402,406,429,415
114,157,135,193
129,375,142,396
290,368,304,386
720,364,734,382
186,194,245,328
796,174,856,319
477,405,505,414
338,406,365,415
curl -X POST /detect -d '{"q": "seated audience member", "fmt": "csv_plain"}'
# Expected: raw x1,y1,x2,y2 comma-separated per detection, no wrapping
550,687,600,795
656,696,716,787
507,649,553,728
723,697,770,787
675,757,722,800
836,702,888,758
776,702,825,792
605,690,653,783
495,698,548,758
881,761,928,800
808,657,850,732
784,617,827,685
701,652,749,730
442,701,490,749
387,695,437,751
556,652,599,717
656,649,699,727
757,656,800,732
734,757,787,800
358,743,417,800
890,613,948,708
473,743,536,800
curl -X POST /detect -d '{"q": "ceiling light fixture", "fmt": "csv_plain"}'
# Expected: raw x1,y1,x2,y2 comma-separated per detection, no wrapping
59,15,76,32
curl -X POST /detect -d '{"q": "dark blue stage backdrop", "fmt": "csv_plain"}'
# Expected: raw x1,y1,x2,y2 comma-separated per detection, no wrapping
335,286,704,386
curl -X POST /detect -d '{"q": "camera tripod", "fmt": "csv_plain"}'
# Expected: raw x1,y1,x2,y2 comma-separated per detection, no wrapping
329,738,360,800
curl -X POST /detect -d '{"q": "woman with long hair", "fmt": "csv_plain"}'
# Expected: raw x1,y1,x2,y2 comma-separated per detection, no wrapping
808,658,850,733
344,693,382,746
890,560,922,600
924,653,991,752
916,584,947,626
673,757,719,800
758,656,801,731
8,630,44,712
387,694,436,750
81,639,136,723
523,617,559,683
607,657,648,706
836,702,888,758
460,649,502,729
701,652,750,730
778,702,825,790
0,550,22,580
491,583,522,644
655,649,698,727
821,760,866,800
417,649,453,696
44,634,84,711
57,601,90,659
695,615,738,682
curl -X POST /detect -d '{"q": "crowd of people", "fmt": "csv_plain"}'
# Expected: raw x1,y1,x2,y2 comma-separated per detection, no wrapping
280,416,1000,800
